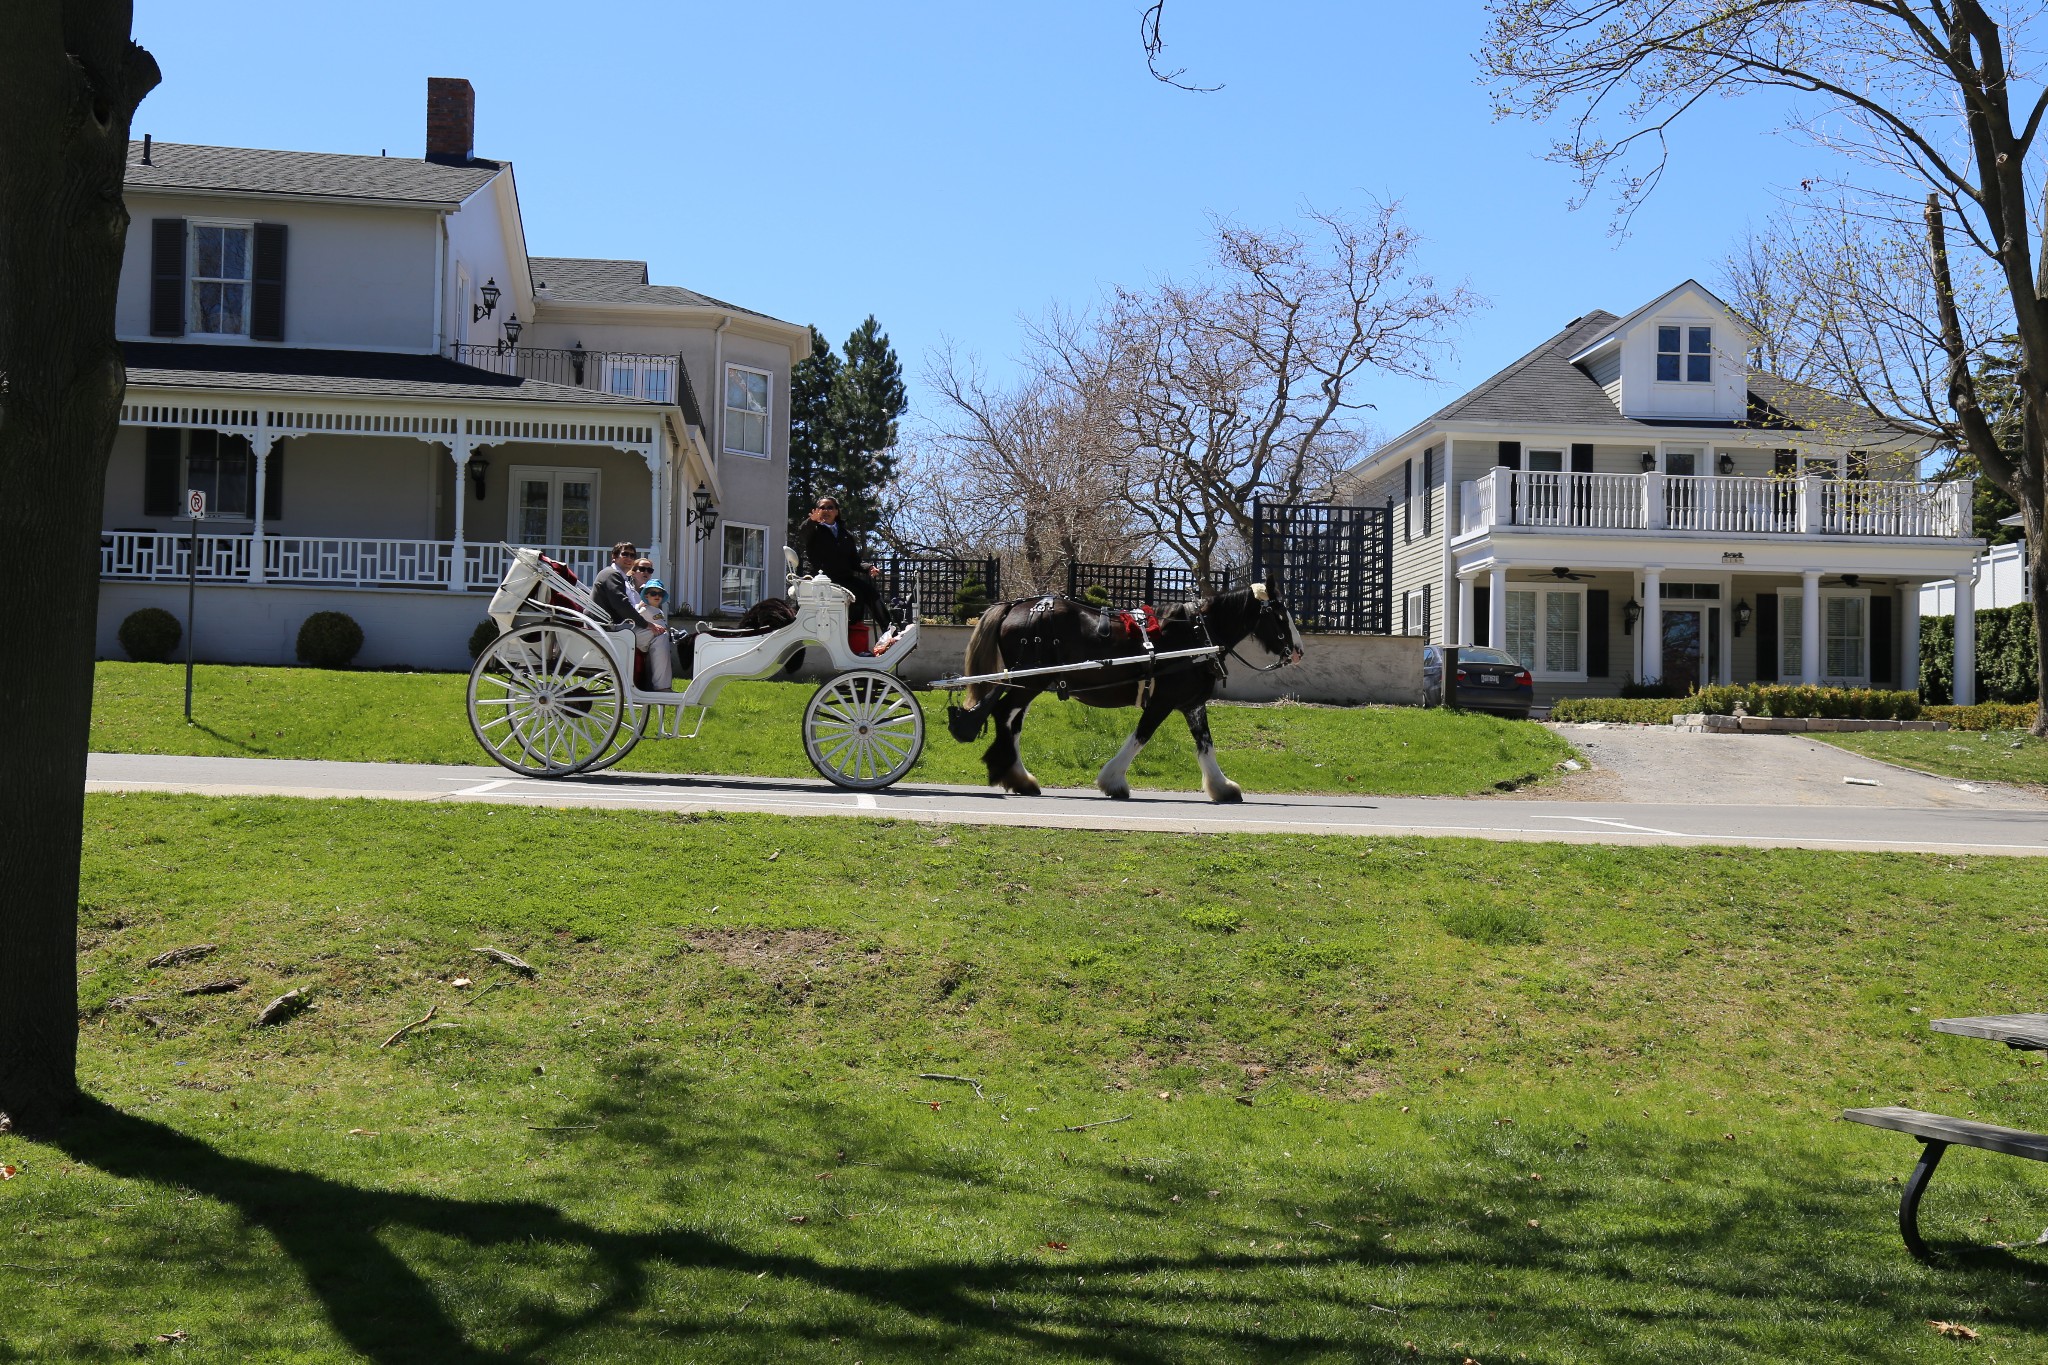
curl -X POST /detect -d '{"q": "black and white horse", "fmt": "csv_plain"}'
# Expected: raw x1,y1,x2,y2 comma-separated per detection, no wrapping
949,583,1305,803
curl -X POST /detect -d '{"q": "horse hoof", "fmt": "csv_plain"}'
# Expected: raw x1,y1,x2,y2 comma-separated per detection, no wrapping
1098,782,1132,801
1208,783,1244,804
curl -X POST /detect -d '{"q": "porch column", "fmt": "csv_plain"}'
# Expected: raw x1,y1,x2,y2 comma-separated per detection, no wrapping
249,429,278,585
1457,574,1475,645
644,450,666,581
1487,565,1507,652
1800,570,1822,684
1899,587,1921,698
447,433,472,591
1953,572,1977,705
1642,568,1663,682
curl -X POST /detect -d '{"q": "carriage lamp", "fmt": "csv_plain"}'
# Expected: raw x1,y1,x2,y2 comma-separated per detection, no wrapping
467,454,490,501
1733,598,1752,636
497,312,523,354
569,342,587,385
1640,451,1658,471
1717,452,1736,476
688,482,718,542
473,277,500,324
1623,597,1642,634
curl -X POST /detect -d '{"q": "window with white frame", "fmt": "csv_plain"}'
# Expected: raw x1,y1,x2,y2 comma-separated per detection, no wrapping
604,356,673,403
1403,588,1427,637
1656,325,1712,383
1505,586,1584,679
720,523,767,612
724,365,771,457
508,466,599,547
185,430,253,518
1778,590,1869,683
190,222,253,335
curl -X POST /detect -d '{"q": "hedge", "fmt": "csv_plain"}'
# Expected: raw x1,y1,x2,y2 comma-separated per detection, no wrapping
296,611,364,669
1920,605,2039,704
1551,685,1920,725
1923,702,2045,732
1548,697,1695,724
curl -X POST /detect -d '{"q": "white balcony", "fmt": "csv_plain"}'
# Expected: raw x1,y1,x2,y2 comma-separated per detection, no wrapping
1458,469,1972,541
100,530,606,592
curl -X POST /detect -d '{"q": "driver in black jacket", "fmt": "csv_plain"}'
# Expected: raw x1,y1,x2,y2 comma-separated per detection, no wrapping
795,497,887,626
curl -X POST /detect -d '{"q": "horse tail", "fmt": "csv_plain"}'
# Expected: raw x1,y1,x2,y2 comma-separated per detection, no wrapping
959,604,1008,711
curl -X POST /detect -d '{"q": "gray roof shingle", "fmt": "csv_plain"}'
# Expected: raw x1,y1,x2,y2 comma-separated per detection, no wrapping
123,343,657,407
529,256,781,321
126,142,499,206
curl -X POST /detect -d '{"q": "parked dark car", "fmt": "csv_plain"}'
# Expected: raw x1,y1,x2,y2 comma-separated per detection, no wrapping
1422,644,1535,718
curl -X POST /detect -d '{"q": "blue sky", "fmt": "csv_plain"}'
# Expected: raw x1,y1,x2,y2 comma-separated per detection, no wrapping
131,0,1821,438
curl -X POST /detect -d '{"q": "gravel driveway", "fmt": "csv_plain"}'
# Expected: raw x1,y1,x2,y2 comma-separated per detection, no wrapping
1537,723,2048,809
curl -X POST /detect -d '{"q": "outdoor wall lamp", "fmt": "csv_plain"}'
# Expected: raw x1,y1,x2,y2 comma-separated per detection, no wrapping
1733,598,1752,636
1717,452,1736,476
497,312,523,354
688,482,718,542
467,454,490,501
569,342,587,385
473,277,500,324
1623,597,1642,634
1640,451,1658,472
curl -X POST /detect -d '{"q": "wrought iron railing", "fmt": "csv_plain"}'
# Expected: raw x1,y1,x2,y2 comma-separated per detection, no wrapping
448,345,704,427
1065,561,1234,608
871,557,1002,621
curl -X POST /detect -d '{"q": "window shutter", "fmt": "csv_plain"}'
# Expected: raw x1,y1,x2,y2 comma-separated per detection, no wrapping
150,219,186,336
251,223,287,342
1569,443,1593,473
1496,440,1521,469
1870,594,1894,688
143,428,181,515
1422,448,1435,534
1586,588,1610,677
1403,459,1413,541
1472,585,1490,647
1847,449,1870,481
1756,593,1779,682
1422,584,1432,639
263,443,285,521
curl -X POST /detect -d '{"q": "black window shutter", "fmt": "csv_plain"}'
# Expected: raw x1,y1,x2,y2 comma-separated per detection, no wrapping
150,219,186,336
1570,443,1594,473
1422,448,1435,534
1870,595,1894,687
1403,459,1413,541
263,442,284,520
1756,593,1779,682
251,223,287,341
143,427,181,515
1848,449,1870,480
1586,588,1610,677
1472,585,1490,647
1496,440,1521,469
1422,584,1432,638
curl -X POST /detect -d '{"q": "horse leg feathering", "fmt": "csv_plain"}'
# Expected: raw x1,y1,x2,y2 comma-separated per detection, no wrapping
1185,703,1242,804
1096,697,1175,801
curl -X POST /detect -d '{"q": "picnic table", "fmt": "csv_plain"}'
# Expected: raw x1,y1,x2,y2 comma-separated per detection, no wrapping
1845,1012,2048,1261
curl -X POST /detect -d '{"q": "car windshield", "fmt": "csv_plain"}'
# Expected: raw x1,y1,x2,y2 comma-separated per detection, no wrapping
1454,647,1520,666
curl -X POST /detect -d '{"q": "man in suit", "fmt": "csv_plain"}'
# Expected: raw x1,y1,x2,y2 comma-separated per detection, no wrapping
590,540,672,689
796,496,887,626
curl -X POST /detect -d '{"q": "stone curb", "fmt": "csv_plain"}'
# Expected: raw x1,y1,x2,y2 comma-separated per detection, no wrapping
1670,714,1947,734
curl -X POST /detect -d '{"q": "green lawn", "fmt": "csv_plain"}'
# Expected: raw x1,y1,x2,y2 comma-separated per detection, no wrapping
6,795,2048,1361
1811,729,2048,790
90,661,1571,796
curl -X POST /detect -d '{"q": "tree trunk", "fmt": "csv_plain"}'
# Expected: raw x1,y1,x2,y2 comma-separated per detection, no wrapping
0,4,159,1134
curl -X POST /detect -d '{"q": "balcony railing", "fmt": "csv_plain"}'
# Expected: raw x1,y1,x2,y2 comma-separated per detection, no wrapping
1458,470,1972,540
448,344,706,429
100,531,606,592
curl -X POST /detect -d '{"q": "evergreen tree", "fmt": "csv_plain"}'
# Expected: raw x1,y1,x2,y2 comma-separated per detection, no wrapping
1965,339,2024,545
827,316,908,535
787,326,839,529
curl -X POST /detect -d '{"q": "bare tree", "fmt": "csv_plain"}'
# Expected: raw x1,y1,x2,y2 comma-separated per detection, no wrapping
1715,215,1828,382
1483,0,2048,734
1,2,160,1133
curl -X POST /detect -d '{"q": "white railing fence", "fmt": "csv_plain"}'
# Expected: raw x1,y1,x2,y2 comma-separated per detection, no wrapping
1456,471,1972,540
101,531,607,592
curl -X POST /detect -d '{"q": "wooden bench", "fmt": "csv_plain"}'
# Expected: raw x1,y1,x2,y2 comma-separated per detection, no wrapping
1843,1106,2048,1260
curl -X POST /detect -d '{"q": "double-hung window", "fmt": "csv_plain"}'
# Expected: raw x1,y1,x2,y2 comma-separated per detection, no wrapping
190,223,253,335
1657,325,1713,383
1504,586,1584,679
720,524,767,611
1778,591,1868,684
724,365,771,457
185,430,253,518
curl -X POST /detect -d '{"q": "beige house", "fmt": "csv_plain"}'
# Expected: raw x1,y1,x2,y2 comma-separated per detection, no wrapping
1340,282,1985,703
99,78,809,669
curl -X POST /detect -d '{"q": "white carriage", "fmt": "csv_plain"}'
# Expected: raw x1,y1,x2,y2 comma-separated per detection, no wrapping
466,547,926,788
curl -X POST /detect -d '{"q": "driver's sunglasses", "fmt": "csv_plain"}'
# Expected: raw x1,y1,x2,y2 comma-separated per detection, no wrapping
816,504,839,513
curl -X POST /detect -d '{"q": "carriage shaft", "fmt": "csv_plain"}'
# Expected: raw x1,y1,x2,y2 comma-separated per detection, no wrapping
928,645,1221,690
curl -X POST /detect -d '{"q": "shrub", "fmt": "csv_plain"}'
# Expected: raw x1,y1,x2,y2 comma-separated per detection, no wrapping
1924,702,2043,732
118,607,182,662
468,618,501,661
296,611,364,668
1550,685,1921,724
1079,583,1112,610
1920,606,2039,704
951,575,992,623
1548,697,1694,724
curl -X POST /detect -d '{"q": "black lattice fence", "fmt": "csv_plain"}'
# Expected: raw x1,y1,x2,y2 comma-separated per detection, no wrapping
1065,562,1236,609
1249,499,1391,634
875,557,1002,622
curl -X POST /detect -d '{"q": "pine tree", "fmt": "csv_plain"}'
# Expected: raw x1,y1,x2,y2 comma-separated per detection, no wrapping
787,326,839,529
827,316,908,535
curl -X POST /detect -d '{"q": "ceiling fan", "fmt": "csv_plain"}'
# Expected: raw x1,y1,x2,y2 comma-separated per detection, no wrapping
1824,574,1892,587
1548,566,1592,581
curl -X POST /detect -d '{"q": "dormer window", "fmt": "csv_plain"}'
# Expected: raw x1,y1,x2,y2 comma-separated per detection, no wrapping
1657,325,1712,383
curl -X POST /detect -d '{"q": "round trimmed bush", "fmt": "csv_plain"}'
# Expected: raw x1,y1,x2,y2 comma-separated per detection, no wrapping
118,607,182,662
296,611,364,669
468,618,501,661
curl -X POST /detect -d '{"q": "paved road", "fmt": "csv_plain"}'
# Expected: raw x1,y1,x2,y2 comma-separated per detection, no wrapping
87,753,2048,857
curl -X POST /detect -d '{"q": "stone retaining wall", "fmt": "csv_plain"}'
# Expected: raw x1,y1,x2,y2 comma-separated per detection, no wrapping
1671,714,1948,733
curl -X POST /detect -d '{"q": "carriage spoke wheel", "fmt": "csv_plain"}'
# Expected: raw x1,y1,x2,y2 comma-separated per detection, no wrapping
804,669,925,790
580,702,650,774
467,623,625,777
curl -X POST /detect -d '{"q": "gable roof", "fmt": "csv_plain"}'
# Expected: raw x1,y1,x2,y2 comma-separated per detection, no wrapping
122,342,658,407
126,141,500,208
529,256,779,320
1567,278,1736,360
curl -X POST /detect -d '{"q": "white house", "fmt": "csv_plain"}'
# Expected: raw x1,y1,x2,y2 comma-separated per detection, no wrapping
1339,281,1987,703
97,78,810,669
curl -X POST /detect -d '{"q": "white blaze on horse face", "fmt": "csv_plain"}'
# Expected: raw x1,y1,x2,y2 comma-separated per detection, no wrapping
1251,583,1269,602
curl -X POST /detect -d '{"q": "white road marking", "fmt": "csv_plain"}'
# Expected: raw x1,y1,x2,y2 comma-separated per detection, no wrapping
855,793,878,810
443,778,514,798
1527,814,1692,837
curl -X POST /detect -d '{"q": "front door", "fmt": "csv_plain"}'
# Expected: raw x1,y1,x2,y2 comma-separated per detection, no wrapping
1662,608,1703,693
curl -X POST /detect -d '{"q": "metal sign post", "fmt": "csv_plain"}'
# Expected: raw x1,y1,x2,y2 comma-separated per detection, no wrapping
184,489,205,722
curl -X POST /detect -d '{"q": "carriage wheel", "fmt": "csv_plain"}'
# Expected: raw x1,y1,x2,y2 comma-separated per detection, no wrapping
579,702,651,774
803,669,925,790
467,623,626,777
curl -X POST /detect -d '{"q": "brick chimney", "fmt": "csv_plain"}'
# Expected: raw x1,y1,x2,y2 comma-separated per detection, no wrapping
425,77,474,164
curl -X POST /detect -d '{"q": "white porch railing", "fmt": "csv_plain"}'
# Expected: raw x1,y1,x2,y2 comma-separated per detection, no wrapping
100,531,606,592
1457,470,1971,540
